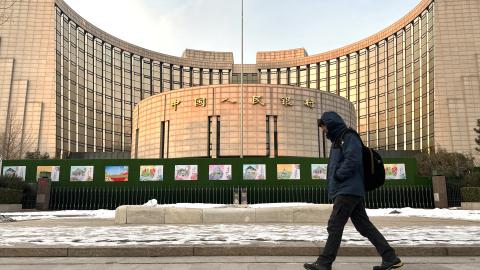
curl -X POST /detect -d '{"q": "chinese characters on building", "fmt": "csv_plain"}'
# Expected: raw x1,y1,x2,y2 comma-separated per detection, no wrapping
170,96,318,110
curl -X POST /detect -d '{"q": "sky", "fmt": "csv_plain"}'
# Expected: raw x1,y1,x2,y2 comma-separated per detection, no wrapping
63,0,422,64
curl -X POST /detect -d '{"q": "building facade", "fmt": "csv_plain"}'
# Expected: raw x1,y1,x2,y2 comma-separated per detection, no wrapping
1,0,480,161
132,85,355,158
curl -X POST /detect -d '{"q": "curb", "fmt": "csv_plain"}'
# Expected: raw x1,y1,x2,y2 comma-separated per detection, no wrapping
0,245,479,257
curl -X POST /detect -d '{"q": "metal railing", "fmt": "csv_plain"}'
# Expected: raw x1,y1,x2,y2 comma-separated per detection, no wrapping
446,182,462,207
48,185,434,210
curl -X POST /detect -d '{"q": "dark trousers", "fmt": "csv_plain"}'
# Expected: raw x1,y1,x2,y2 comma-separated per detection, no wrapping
318,194,397,265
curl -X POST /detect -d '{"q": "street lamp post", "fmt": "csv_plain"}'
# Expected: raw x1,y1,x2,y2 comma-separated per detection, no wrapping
240,0,244,158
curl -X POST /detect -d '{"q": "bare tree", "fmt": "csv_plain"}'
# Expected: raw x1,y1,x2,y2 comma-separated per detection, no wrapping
0,112,32,160
0,0,18,26
475,119,480,153
417,148,474,177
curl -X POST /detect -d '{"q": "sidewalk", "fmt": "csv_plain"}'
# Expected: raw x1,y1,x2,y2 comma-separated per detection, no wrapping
1,256,479,269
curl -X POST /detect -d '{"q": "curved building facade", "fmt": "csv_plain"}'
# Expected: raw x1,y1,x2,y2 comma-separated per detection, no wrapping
1,0,480,161
132,85,355,158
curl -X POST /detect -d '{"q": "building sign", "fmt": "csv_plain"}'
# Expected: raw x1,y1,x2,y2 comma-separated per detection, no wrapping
221,98,237,104
280,97,293,106
304,98,315,108
171,99,181,110
251,96,265,106
194,97,206,107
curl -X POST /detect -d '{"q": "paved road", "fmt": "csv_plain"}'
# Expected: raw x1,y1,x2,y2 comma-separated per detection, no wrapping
1,256,479,270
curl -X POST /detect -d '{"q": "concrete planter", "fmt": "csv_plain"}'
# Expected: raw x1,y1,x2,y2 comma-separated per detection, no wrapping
0,204,22,212
461,202,480,210
115,204,333,225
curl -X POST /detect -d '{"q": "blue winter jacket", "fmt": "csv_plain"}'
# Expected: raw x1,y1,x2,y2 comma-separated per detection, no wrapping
320,111,365,200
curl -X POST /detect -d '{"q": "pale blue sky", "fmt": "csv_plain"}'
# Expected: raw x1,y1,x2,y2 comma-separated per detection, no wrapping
64,0,421,63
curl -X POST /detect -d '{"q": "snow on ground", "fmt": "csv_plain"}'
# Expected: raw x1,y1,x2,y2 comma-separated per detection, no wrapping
2,203,480,221
366,207,480,222
0,209,115,221
0,224,479,247
1,203,479,247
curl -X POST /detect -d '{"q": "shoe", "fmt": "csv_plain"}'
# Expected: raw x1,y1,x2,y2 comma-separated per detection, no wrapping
373,257,404,270
304,261,332,270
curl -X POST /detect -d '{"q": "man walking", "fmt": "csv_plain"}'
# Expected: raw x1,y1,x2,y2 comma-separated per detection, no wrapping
304,111,403,270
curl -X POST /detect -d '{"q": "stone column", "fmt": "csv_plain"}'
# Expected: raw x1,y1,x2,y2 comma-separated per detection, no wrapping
432,175,448,208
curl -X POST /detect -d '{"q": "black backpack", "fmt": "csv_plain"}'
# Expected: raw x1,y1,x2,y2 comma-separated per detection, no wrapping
339,128,385,191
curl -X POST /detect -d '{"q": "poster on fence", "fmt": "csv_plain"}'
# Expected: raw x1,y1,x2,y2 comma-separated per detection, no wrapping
384,164,406,180
208,165,232,180
311,164,328,180
70,166,94,182
175,165,198,180
140,165,164,181
105,166,129,182
2,166,26,181
36,166,60,182
243,164,266,180
277,164,300,180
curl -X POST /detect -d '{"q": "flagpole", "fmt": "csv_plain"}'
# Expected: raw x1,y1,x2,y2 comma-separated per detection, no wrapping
240,0,244,158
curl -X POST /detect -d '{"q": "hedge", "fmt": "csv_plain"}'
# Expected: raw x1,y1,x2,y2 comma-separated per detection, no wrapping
0,175,26,190
0,188,23,204
460,187,480,202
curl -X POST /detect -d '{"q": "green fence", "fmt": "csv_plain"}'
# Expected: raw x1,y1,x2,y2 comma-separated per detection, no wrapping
2,157,432,209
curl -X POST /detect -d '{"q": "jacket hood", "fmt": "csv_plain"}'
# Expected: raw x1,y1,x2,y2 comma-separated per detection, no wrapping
320,111,347,142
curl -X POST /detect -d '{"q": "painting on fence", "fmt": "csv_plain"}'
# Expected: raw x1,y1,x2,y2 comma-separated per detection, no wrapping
277,164,301,180
140,165,164,181
311,164,328,180
384,164,407,180
70,166,94,182
36,166,60,182
175,165,198,180
2,166,26,181
208,165,232,180
105,166,129,182
243,164,266,180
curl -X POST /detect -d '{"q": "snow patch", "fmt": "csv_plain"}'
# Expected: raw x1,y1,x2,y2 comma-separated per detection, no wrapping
367,207,480,221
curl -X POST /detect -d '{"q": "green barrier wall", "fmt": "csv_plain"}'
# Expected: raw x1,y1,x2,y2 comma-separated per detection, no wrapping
2,157,431,188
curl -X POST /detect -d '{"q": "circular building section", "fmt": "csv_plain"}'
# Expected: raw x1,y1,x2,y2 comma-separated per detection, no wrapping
132,84,356,158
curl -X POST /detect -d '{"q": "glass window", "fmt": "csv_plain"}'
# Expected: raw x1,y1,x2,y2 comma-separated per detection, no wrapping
202,69,210,85
153,61,161,93
299,65,307,87
329,59,338,94
309,64,317,89
132,55,141,103
279,68,287,85
212,69,220,85
270,69,278,85
162,63,171,90
221,70,230,84
319,62,327,91
289,67,298,86
172,65,181,89
142,58,151,97
192,68,200,86
260,69,268,84
183,67,191,87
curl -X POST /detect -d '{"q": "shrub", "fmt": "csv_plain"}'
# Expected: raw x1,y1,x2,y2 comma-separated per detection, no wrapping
0,175,35,203
0,188,23,204
460,187,480,202
0,175,27,191
461,171,480,187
